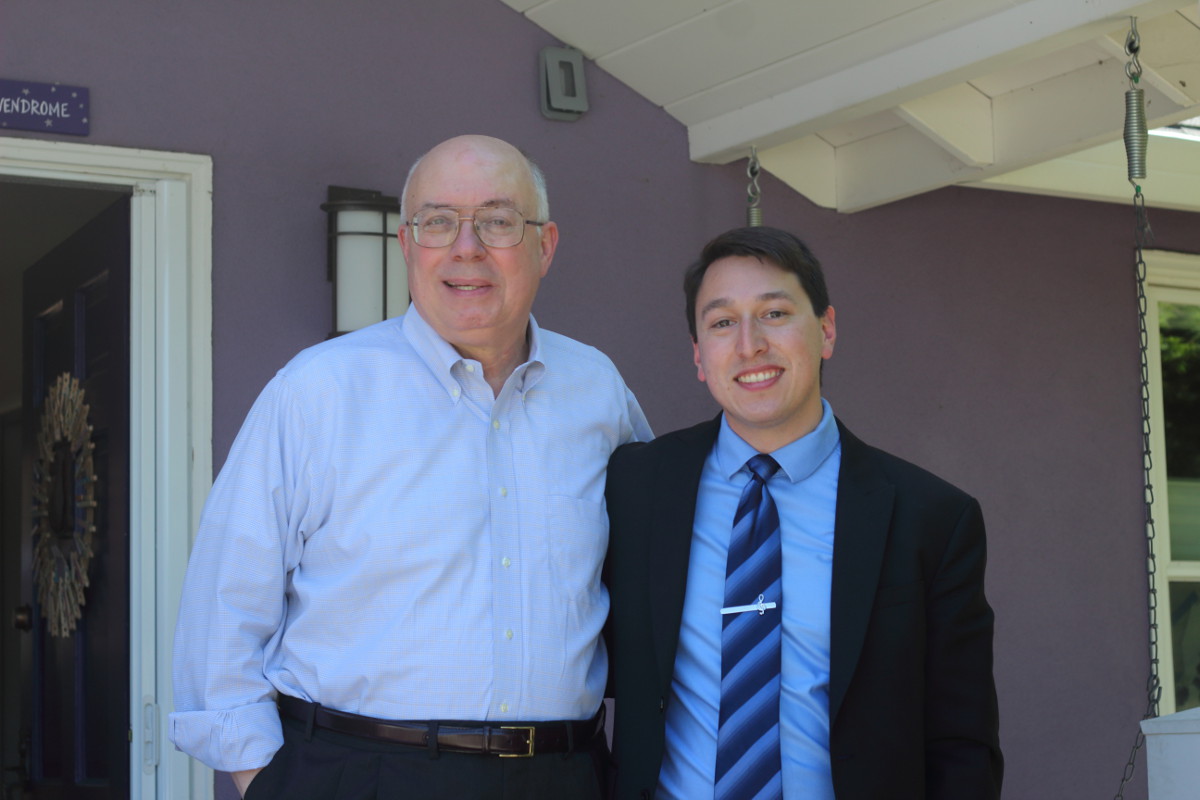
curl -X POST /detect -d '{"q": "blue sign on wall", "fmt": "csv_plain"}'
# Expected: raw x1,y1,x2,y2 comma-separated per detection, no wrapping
0,78,90,136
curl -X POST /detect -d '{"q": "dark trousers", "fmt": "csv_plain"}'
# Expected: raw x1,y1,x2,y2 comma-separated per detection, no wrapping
244,716,610,800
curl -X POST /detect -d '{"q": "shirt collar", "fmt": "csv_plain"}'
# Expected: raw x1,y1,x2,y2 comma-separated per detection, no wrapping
715,398,840,484
515,317,546,393
401,304,546,400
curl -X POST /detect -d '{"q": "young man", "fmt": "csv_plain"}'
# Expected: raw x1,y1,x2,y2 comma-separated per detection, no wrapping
605,226,1001,799
171,135,651,799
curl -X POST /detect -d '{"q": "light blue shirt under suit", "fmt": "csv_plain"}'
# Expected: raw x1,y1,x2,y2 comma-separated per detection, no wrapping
657,401,841,799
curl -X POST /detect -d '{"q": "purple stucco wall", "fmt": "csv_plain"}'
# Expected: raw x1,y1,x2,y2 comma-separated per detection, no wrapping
5,1,1200,797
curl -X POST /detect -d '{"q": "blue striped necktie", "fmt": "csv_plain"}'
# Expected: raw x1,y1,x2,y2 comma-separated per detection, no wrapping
716,454,783,800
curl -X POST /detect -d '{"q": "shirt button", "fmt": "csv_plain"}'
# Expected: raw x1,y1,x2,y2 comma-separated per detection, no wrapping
465,363,475,373
505,629,514,640
451,387,461,398
500,702,509,713
492,419,501,430
502,557,511,568
499,487,507,497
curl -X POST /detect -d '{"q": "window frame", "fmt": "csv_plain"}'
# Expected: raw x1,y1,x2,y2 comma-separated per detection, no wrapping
1146,249,1200,717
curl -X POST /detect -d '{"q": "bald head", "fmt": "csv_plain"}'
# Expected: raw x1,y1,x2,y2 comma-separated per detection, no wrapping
401,135,549,223
396,134,560,388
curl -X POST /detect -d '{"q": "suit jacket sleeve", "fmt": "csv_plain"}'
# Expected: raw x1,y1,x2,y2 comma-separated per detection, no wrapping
830,424,1001,800
924,496,1003,799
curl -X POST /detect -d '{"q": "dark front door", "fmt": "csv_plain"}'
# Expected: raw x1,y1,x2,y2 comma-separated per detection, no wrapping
17,196,130,799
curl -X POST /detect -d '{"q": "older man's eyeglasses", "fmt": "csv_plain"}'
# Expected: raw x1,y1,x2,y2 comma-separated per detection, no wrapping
408,206,545,249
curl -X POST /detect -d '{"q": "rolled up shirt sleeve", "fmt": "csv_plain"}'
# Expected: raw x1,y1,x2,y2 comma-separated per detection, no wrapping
168,701,284,773
168,375,314,772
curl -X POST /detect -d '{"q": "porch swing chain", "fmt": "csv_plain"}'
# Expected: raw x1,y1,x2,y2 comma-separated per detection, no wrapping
1115,16,1160,798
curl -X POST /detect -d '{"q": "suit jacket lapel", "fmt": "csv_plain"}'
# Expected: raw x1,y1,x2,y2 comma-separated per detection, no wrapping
828,420,895,725
647,416,721,688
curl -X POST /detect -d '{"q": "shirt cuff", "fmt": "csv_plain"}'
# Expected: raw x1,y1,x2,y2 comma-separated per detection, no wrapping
168,701,284,772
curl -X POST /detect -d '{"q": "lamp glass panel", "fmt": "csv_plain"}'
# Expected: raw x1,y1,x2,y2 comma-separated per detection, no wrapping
336,209,385,234
386,211,402,236
336,234,384,331
386,230,408,319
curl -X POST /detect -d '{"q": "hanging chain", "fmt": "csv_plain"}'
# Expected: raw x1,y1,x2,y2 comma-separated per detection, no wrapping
1114,16,1160,798
1114,104,1161,800
746,146,763,227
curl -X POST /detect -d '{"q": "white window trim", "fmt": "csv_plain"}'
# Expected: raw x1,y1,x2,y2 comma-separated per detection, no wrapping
0,137,214,800
1145,248,1200,718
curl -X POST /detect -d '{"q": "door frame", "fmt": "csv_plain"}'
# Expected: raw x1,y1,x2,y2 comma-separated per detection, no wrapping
0,137,214,800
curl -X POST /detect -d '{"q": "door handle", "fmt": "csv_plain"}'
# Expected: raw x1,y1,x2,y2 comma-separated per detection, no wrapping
11,605,31,632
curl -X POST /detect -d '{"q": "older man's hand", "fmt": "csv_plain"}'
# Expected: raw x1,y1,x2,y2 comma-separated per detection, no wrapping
231,767,264,798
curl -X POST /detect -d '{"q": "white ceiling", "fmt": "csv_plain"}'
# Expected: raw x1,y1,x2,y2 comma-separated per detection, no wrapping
503,0,1200,213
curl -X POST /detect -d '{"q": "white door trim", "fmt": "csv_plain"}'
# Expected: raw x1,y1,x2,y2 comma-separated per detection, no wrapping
0,137,213,800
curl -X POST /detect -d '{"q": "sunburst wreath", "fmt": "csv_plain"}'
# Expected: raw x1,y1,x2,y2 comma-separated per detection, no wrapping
31,373,98,638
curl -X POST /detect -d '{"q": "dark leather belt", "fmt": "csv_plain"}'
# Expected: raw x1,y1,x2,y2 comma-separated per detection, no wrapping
277,694,603,757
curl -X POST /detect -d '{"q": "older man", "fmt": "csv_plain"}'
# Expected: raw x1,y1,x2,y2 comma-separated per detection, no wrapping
170,135,651,799
605,227,1001,799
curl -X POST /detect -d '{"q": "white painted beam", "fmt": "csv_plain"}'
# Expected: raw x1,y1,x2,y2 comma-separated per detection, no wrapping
520,0,739,59
896,84,995,166
757,136,838,210
688,0,1187,164
758,53,1190,212
971,134,1200,212
499,0,548,13
832,126,986,212
665,0,1015,127
594,0,933,107
762,54,1192,211
1095,10,1200,107
760,125,986,213
990,57,1185,164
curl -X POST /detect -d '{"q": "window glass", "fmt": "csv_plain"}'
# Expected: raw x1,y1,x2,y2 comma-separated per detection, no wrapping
1161,301,1200,561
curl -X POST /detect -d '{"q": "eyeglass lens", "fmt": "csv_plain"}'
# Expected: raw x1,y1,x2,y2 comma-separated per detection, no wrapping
412,207,530,248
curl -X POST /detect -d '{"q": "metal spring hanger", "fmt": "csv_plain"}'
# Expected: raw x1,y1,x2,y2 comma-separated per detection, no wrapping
747,146,763,227
1124,17,1148,184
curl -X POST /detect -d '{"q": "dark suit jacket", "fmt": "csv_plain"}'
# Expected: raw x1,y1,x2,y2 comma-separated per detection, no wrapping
604,416,1002,800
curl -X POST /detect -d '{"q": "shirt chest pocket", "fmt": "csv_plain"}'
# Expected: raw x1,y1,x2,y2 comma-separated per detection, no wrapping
544,495,607,605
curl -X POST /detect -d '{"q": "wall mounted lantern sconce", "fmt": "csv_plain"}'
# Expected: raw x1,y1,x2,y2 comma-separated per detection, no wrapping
321,186,407,337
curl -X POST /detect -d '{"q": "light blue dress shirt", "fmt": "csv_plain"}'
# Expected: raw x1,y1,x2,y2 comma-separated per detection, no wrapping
657,400,840,800
168,305,652,773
